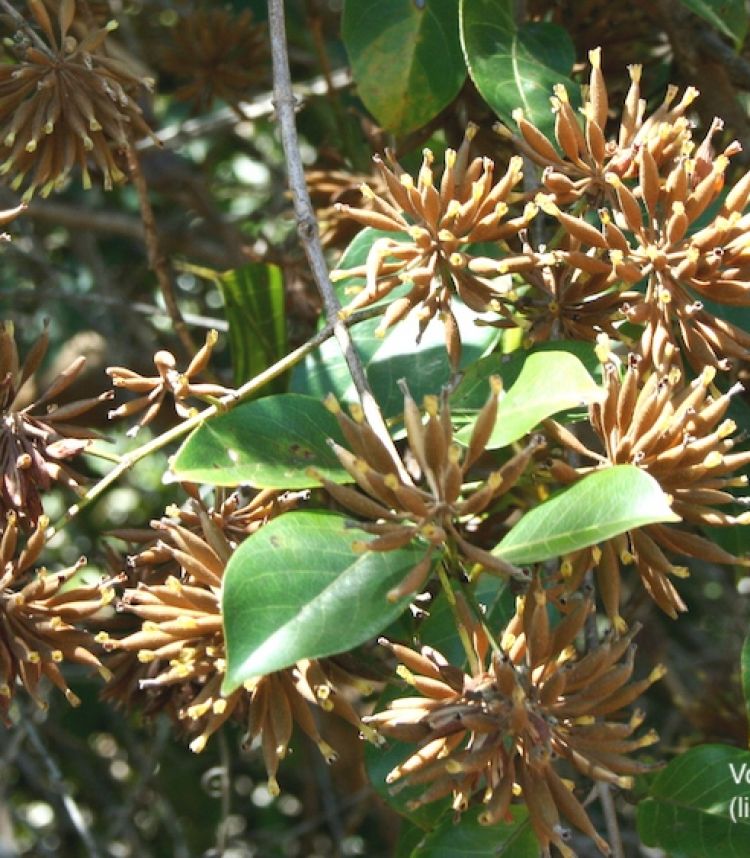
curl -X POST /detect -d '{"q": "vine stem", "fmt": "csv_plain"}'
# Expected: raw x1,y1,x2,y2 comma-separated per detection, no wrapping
266,0,408,482
127,145,198,360
49,306,383,536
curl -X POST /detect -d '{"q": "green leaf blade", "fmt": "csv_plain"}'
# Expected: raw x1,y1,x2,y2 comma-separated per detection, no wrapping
679,0,747,48
460,0,577,139
637,744,750,857
170,394,351,489
222,511,425,692
218,262,288,390
343,0,467,135
456,350,604,449
412,805,539,857
495,465,680,565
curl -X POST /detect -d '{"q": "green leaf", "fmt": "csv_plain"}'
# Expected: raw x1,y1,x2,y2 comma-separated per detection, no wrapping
679,0,747,48
494,465,680,565
217,262,287,390
456,350,603,449
292,228,502,418
170,394,351,489
412,805,538,857
452,340,600,414
460,0,577,139
742,634,750,745
637,744,750,856
222,511,426,692
342,0,467,135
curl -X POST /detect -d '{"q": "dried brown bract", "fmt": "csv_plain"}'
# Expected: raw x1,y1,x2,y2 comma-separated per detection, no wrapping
314,382,538,601
0,0,157,198
332,127,535,368
547,346,750,621
1,511,113,722
367,584,661,856
0,320,112,527
105,493,370,795
107,330,230,436
160,8,267,112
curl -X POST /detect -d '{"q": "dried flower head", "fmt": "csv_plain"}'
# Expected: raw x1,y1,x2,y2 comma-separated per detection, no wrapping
0,320,112,527
332,127,535,367
367,584,661,856
0,0,157,198
504,47,697,206
1,511,113,721
107,330,230,436
547,345,750,621
313,382,539,601
160,8,267,111
105,492,372,794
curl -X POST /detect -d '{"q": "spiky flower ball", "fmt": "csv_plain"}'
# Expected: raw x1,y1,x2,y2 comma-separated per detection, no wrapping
547,344,750,622
333,126,535,367
1,511,113,721
368,583,661,856
107,330,229,436
0,0,157,197
314,381,538,602
160,8,267,111
105,493,371,794
0,321,112,527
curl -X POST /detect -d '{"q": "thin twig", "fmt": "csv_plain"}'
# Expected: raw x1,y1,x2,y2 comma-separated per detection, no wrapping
126,145,198,360
0,0,52,54
23,717,103,858
267,0,407,481
49,304,384,536
597,781,625,858
139,68,351,152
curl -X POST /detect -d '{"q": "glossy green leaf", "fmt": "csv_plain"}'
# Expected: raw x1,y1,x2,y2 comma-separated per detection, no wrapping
679,0,747,48
638,744,750,856
170,394,351,489
494,465,680,565
460,0,577,139
456,350,603,449
342,0,466,135
742,634,750,746
452,340,600,414
222,511,425,692
218,262,287,390
291,228,502,417
412,805,538,857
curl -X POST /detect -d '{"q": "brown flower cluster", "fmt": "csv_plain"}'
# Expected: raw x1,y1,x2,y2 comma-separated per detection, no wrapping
547,345,750,621
1,320,112,527
104,489,371,794
160,8,267,112
332,126,535,367
0,0,157,197
107,330,229,436
368,583,661,856
315,382,537,601
1,511,112,721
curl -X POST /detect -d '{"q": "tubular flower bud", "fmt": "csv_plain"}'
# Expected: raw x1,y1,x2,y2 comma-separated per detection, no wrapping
549,354,750,620
104,487,368,791
107,330,230,437
318,382,536,597
332,130,530,369
0,321,113,528
0,0,158,197
369,589,659,856
0,513,112,722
